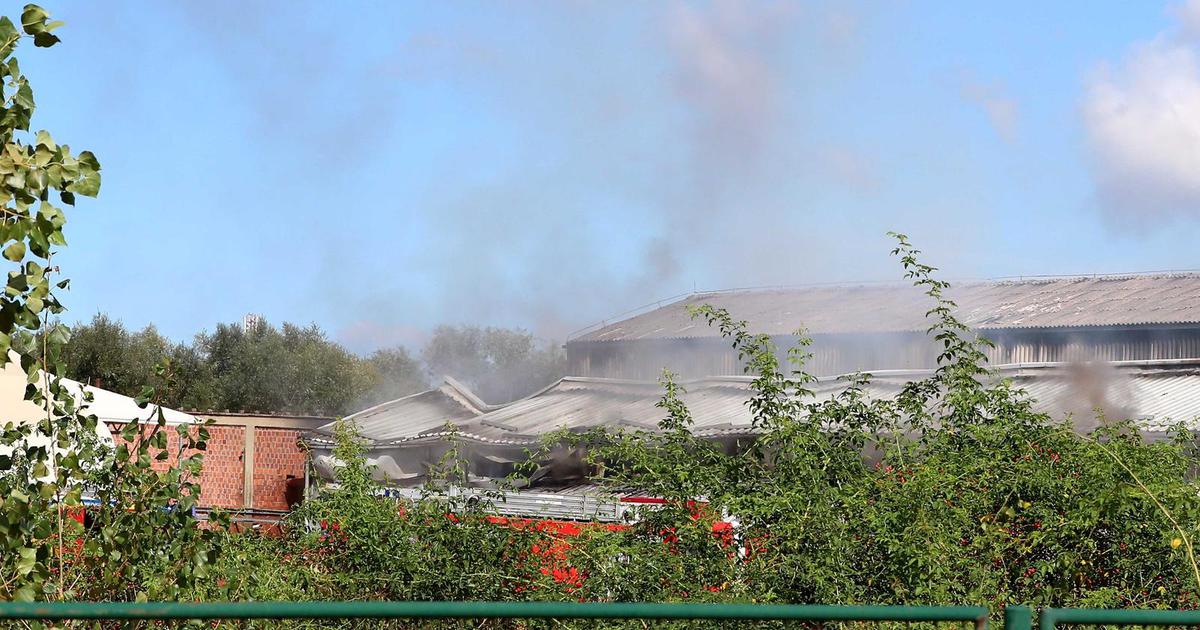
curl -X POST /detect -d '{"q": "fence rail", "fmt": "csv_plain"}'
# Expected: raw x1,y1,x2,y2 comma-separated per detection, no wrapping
1038,607,1200,630
0,601,989,625
0,601,1194,628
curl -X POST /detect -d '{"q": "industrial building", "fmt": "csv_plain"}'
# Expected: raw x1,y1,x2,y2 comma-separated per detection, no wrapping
565,273,1200,379
309,272,1200,517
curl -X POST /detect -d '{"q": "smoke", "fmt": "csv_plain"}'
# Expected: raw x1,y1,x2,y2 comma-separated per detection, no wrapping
109,1,976,351
341,0,889,344
666,0,785,173
958,72,1019,143
1082,0,1200,227
169,3,400,160
1052,360,1136,432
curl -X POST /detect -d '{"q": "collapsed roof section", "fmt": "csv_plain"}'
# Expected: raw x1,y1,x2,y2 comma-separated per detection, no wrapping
308,360,1200,488
309,375,490,447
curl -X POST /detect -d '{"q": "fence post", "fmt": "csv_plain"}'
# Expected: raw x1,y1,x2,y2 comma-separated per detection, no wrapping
1004,606,1032,630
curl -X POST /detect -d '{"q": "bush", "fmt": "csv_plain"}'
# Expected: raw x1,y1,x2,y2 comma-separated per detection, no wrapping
204,233,1200,623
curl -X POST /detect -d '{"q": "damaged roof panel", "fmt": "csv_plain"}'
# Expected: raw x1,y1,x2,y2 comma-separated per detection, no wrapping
409,362,1200,444
313,377,486,443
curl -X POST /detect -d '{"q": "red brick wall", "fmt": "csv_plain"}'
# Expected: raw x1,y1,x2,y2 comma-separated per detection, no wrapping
252,427,306,511
200,425,246,509
106,422,307,511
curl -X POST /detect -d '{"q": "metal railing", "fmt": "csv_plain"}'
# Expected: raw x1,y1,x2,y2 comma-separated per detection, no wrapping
0,601,1196,628
1037,607,1200,630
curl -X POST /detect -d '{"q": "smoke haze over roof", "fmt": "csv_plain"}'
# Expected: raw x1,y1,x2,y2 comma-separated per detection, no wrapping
21,1,1200,352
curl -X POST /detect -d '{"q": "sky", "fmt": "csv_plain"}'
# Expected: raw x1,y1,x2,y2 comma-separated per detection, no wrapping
12,1,1200,353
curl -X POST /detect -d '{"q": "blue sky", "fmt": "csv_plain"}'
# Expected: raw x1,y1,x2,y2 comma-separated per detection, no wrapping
12,1,1200,352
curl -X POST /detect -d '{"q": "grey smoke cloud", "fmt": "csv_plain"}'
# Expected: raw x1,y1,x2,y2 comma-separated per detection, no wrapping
666,0,784,168
959,73,1019,143
166,1,957,351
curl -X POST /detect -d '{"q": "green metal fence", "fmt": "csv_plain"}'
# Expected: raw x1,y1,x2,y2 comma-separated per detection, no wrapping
0,601,988,625
0,601,1194,628
1037,607,1200,630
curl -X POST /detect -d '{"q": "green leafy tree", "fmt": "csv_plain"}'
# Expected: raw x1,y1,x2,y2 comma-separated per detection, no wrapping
64,315,431,417
422,325,565,403
196,319,373,415
58,312,130,390
358,346,428,409
62,312,215,410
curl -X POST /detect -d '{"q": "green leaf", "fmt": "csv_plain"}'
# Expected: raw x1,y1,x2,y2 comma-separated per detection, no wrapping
13,585,35,602
0,17,18,58
136,384,155,407
15,544,36,573
34,129,54,150
14,80,34,109
32,30,58,47
3,241,24,261
78,149,100,171
67,170,99,197
6,271,27,295
20,5,48,35
5,170,25,189
38,201,63,227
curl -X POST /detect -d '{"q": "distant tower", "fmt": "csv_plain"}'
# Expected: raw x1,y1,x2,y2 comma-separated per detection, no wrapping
242,313,263,333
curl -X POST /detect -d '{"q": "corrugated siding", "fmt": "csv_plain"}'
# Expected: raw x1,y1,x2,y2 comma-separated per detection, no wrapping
569,329,1200,380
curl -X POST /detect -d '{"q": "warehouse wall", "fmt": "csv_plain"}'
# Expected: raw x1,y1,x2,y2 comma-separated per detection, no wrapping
566,326,1200,380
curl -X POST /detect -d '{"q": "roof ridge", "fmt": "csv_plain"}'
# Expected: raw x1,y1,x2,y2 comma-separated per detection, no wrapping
569,272,1200,343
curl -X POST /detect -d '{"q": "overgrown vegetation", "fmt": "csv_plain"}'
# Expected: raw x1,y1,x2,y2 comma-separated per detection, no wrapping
194,233,1200,624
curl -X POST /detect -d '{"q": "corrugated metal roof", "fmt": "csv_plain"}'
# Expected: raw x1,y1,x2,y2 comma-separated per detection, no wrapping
571,273,1200,342
437,377,757,443
365,361,1200,445
313,377,486,443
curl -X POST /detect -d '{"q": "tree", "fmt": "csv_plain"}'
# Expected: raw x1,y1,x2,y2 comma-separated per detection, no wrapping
63,317,568,416
0,4,219,603
60,312,132,390
61,313,212,409
422,325,565,404
64,315,432,417
193,319,376,416
358,346,428,409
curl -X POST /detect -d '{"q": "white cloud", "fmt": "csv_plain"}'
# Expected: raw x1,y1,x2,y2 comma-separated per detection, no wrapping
1082,0,1200,225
